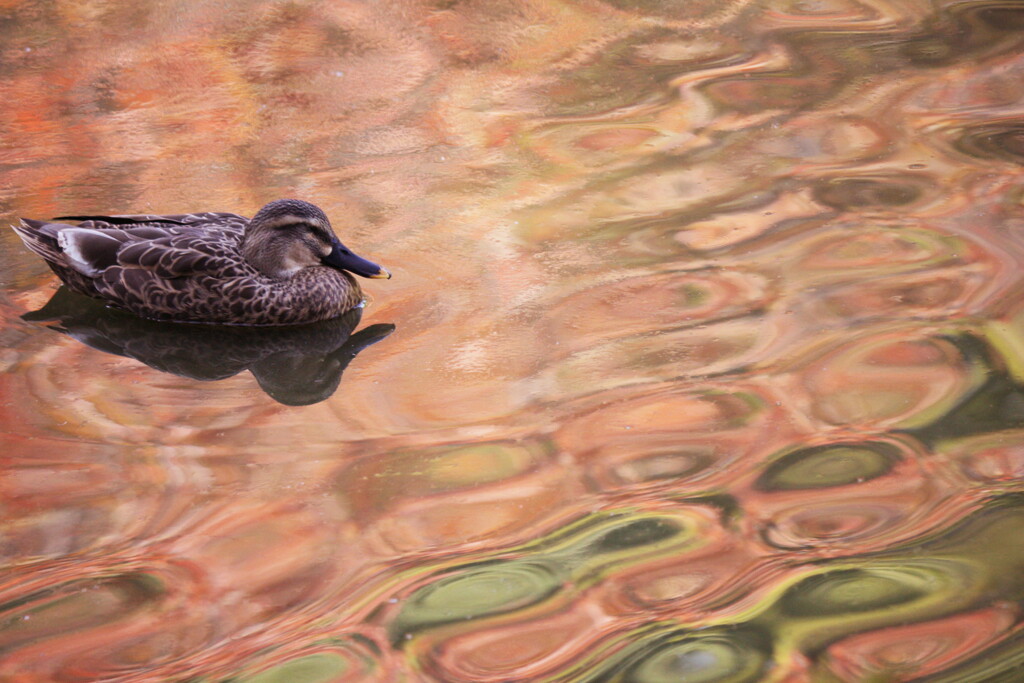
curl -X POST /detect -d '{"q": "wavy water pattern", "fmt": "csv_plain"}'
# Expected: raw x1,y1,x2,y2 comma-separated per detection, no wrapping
3,0,1024,680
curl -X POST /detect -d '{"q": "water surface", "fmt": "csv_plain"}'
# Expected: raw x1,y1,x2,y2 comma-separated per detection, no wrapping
3,0,1024,680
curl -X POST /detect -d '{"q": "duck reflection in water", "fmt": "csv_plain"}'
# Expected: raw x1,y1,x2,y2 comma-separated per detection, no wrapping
23,287,395,406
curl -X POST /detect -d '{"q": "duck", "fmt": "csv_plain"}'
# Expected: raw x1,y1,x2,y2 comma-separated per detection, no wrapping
12,198,391,326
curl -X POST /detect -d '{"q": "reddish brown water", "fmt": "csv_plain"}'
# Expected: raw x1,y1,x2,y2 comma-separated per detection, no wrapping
3,1,1024,681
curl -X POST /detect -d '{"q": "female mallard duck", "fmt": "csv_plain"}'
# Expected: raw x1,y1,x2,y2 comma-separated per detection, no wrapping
13,199,391,325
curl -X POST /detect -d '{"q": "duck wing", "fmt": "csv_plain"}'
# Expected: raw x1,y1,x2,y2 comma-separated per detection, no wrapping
15,213,252,318
14,212,248,265
112,231,241,280
79,229,255,321
47,224,237,281
53,211,248,231
16,210,247,278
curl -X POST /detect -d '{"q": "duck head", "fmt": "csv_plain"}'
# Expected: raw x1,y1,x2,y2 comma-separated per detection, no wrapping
241,199,391,281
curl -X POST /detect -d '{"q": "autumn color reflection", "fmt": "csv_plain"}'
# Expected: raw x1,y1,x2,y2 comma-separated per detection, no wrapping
3,0,1024,681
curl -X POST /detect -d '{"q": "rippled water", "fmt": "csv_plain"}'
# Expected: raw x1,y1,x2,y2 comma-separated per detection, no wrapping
3,0,1024,680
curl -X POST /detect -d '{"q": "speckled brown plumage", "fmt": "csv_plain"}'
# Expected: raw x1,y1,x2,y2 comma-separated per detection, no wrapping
13,199,390,325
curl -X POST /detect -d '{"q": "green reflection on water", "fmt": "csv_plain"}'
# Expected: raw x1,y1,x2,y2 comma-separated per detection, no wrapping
910,334,1024,444
757,442,901,491
0,573,165,654
778,565,951,618
394,559,565,634
624,631,770,683
390,511,701,643
569,495,1024,680
239,654,348,683
572,625,773,683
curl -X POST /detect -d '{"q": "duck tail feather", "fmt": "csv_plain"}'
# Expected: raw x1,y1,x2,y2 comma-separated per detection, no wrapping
12,219,63,262
57,228,127,277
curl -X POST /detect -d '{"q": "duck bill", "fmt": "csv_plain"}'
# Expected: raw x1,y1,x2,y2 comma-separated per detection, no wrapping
323,239,391,279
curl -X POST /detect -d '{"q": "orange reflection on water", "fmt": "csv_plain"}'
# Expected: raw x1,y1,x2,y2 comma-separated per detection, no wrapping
4,0,1024,681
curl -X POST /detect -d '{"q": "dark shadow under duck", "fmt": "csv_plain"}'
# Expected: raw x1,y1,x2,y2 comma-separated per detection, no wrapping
25,287,395,406
13,199,391,325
